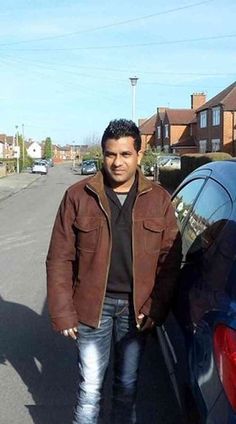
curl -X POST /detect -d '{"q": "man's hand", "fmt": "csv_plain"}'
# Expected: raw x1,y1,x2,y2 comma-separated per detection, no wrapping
61,327,78,340
137,313,155,332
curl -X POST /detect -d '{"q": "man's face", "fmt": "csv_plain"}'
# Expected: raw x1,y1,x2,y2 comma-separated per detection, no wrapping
103,136,143,191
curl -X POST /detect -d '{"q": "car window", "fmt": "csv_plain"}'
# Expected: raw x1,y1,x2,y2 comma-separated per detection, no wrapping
172,178,206,229
83,160,96,166
182,180,232,259
227,258,236,300
159,158,169,166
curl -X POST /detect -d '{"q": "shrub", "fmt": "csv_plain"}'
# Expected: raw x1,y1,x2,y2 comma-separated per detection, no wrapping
181,152,232,178
158,152,232,192
141,150,157,170
159,168,183,191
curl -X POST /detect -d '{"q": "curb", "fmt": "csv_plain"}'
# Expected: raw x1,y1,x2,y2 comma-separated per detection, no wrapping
0,174,41,203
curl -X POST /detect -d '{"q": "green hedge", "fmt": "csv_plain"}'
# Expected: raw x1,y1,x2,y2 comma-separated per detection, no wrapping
159,168,183,191
181,152,232,179
159,152,232,191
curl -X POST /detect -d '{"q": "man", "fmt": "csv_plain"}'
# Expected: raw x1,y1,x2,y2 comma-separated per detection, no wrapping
46,119,182,424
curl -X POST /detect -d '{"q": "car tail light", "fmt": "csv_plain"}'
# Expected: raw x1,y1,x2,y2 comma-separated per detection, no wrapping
214,324,236,411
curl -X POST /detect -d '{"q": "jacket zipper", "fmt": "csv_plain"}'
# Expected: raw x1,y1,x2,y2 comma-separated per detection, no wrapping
86,185,112,328
132,187,152,324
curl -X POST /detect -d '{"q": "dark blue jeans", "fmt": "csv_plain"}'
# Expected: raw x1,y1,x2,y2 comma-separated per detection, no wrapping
72,296,146,424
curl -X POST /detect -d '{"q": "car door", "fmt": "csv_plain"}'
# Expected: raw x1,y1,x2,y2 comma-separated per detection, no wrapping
173,177,234,415
173,177,233,321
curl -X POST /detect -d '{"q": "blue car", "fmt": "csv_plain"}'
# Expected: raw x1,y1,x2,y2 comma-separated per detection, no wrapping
158,161,236,423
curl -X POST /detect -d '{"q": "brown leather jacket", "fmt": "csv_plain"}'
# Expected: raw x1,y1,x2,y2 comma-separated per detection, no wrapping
46,168,182,331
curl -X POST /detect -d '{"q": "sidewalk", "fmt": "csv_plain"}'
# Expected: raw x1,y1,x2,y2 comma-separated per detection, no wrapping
0,172,41,202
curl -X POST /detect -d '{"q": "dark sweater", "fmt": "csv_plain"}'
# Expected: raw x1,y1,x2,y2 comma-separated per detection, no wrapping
105,178,137,299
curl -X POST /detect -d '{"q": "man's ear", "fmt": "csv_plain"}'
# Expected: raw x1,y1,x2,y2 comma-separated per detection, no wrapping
137,150,144,165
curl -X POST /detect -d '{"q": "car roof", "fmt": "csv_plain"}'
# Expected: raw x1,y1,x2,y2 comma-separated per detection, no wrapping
185,160,236,201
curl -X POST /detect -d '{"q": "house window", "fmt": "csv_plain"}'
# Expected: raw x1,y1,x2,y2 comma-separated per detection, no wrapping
164,124,169,138
157,125,161,138
211,139,220,152
212,107,220,126
199,139,207,153
200,111,207,128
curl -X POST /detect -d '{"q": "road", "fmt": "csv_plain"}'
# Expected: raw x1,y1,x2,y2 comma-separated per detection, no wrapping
0,163,184,424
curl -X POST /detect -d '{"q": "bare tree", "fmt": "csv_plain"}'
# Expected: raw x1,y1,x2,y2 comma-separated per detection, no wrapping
83,133,100,146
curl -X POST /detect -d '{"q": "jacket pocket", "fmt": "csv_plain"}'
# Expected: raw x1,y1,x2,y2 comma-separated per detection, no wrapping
143,218,165,254
74,217,102,252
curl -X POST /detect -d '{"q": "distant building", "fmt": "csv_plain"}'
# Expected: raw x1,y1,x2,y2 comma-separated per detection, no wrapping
0,140,4,157
27,141,42,159
52,144,74,161
0,134,14,158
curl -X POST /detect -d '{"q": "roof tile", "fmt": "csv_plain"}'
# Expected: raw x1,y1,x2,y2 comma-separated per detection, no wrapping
197,81,236,111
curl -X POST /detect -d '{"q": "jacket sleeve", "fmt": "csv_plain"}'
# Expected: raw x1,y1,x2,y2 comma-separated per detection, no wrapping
141,198,182,325
46,190,78,331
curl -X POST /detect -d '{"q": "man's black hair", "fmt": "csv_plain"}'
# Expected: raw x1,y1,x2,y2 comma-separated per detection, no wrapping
101,119,141,152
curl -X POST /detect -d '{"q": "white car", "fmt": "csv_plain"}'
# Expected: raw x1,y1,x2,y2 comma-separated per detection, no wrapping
32,160,48,175
157,156,181,169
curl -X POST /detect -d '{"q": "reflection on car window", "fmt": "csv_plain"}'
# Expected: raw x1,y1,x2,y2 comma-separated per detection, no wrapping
159,158,168,166
172,179,205,229
183,180,232,258
227,258,236,301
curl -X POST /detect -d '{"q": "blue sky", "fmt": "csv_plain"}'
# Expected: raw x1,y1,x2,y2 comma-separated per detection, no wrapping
0,0,235,145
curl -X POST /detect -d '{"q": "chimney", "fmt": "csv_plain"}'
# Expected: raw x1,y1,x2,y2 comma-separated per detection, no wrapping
191,93,206,110
138,118,148,127
157,107,168,114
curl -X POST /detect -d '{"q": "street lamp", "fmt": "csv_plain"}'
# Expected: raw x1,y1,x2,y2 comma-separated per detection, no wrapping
15,125,20,174
22,123,25,170
72,141,76,169
129,76,139,123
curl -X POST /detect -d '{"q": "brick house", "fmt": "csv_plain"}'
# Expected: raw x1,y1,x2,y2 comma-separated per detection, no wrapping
196,81,236,154
0,140,4,157
139,94,206,154
53,144,74,161
0,135,6,158
155,107,167,151
53,145,68,161
161,108,197,153
139,114,156,151
139,82,236,156
154,93,206,154
0,134,15,158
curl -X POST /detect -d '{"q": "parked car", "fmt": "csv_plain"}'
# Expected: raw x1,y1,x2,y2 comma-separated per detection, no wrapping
144,155,181,176
158,161,236,423
157,155,181,169
32,160,48,175
81,160,97,175
42,158,54,167
47,158,54,167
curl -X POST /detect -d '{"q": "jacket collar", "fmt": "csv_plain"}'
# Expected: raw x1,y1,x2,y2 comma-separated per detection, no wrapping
86,167,152,215
136,167,153,194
